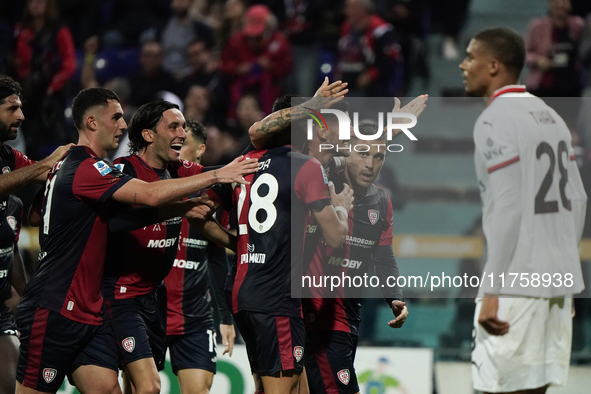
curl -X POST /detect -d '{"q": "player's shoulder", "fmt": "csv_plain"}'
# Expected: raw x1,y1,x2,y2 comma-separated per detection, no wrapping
7,194,23,212
367,184,391,211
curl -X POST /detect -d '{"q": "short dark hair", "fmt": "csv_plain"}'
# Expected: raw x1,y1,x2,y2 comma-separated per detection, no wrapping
351,122,385,141
185,119,207,145
0,75,22,104
128,100,179,154
71,88,120,131
474,27,525,78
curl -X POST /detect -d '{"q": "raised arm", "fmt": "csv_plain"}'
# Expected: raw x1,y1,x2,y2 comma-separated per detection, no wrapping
249,77,348,149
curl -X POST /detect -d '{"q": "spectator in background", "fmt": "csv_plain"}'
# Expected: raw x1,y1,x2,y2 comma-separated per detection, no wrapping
219,0,247,47
183,84,220,127
180,38,229,120
129,40,179,108
427,0,471,60
268,0,325,97
147,0,215,80
379,0,430,95
337,0,403,97
56,0,103,47
221,4,293,117
525,0,585,97
101,0,170,48
225,93,264,155
14,0,76,160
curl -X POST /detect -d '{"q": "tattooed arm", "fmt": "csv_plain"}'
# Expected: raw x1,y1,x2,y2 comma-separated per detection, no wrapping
248,77,348,149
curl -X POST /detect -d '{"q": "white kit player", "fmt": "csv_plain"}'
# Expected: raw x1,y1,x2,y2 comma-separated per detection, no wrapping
460,27,587,394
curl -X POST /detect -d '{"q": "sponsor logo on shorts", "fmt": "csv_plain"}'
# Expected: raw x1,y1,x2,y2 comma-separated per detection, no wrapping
93,161,112,176
43,368,57,383
293,346,303,362
368,209,379,225
2,166,10,174
337,369,350,385
122,337,135,353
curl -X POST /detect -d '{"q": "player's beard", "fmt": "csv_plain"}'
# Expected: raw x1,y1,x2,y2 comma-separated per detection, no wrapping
0,119,19,143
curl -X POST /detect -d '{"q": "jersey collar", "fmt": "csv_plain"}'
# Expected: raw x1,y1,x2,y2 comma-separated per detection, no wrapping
488,85,527,105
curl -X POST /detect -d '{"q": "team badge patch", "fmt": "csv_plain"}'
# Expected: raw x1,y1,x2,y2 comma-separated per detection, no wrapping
337,369,350,385
2,166,10,174
114,163,125,172
293,346,304,362
93,161,112,176
6,216,17,231
43,368,57,383
122,337,135,353
368,209,379,225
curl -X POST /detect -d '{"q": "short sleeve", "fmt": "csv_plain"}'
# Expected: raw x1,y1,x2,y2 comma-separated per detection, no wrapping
379,196,394,246
474,113,520,174
177,159,204,177
12,147,35,169
73,158,132,204
294,158,330,210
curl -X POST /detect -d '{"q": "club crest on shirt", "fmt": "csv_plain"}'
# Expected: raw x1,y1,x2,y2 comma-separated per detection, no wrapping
122,337,135,353
115,163,125,172
93,161,112,176
368,209,379,225
6,216,17,231
2,166,10,174
293,346,304,362
337,369,350,385
43,368,57,383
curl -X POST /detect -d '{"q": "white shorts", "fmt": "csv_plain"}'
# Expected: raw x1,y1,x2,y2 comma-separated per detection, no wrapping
471,297,572,393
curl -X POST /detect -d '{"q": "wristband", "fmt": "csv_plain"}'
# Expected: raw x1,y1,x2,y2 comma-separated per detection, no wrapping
334,206,347,217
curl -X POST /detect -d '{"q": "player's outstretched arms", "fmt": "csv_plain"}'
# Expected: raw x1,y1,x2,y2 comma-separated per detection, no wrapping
478,296,510,336
314,182,354,248
112,157,258,207
249,77,348,149
0,143,72,199
387,300,408,328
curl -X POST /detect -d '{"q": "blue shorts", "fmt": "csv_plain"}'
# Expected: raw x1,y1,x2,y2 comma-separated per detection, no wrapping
167,328,217,374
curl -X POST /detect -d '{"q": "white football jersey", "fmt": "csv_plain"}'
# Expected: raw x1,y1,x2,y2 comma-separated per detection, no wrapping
474,86,586,297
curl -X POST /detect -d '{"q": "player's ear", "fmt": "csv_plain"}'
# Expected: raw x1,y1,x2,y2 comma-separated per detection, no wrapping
316,124,328,141
489,58,501,77
142,128,155,143
85,115,97,132
196,143,206,159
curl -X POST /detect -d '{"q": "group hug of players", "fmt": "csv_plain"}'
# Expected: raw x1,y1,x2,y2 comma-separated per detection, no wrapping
0,73,426,394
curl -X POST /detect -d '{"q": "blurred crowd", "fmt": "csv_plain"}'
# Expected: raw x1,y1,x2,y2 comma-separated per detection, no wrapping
0,0,471,164
1,0,591,165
